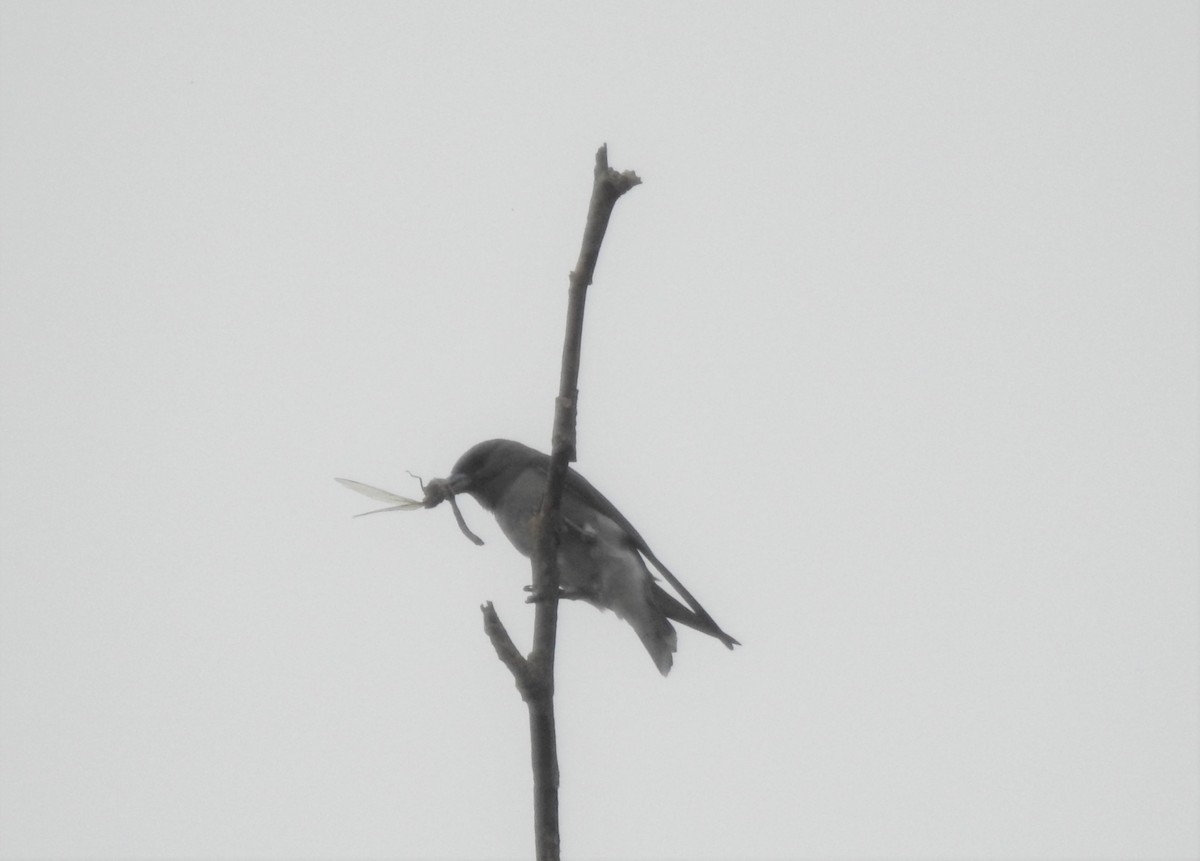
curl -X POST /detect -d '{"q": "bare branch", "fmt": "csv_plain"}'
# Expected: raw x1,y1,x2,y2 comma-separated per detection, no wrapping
523,144,640,861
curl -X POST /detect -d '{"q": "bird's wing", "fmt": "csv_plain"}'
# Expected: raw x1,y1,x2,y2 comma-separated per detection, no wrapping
556,463,740,649
648,582,740,648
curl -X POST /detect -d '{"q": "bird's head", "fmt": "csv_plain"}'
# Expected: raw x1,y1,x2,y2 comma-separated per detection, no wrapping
447,438,537,510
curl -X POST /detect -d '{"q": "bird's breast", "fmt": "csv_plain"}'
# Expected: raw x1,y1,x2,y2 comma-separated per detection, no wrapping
490,470,546,557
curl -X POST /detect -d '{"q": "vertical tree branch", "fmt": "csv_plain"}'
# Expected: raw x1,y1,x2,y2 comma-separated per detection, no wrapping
482,145,639,861
529,144,640,861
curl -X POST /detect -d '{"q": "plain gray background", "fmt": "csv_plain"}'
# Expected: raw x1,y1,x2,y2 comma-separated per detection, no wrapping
1,3,1197,859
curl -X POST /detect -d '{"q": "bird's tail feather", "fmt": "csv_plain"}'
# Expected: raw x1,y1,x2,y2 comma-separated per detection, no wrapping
634,615,677,677
606,585,678,675
651,584,741,649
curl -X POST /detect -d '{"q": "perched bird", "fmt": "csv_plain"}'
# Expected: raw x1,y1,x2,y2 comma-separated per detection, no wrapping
447,439,739,675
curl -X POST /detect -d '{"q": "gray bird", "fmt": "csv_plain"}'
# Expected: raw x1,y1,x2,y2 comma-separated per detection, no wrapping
447,439,739,675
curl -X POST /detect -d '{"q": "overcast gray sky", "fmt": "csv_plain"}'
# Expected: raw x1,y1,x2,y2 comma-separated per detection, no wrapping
1,3,1197,860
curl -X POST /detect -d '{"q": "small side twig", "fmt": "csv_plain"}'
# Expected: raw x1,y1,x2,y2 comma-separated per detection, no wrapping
481,602,531,695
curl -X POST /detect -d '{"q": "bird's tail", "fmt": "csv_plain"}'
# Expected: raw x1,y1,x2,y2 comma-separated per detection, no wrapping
651,584,741,650
606,585,678,676
635,614,678,677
